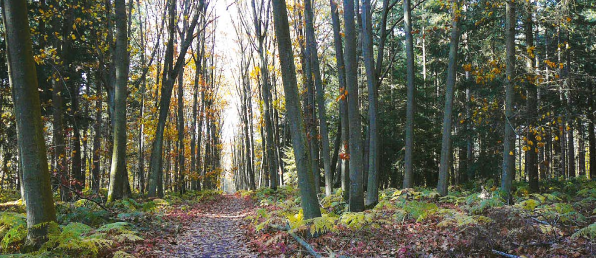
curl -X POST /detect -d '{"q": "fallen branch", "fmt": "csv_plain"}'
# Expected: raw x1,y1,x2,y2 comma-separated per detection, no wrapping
492,250,521,258
270,224,322,258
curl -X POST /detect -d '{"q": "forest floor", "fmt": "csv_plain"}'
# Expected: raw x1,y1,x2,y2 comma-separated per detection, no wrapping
239,179,596,257
154,194,256,257
1,179,596,257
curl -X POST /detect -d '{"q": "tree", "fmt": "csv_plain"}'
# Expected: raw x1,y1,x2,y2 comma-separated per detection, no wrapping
108,0,130,202
2,0,57,245
361,0,378,206
343,0,364,212
271,0,321,219
402,0,416,189
437,0,461,196
524,0,539,193
305,0,332,196
329,0,349,201
148,1,200,197
501,0,516,201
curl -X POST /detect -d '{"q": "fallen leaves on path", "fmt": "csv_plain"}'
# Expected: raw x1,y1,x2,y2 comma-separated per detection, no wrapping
150,194,257,258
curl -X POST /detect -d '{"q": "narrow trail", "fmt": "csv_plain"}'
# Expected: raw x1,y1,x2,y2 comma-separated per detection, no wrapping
172,195,256,257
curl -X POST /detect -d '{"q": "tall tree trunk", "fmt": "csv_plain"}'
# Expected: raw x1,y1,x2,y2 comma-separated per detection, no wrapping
578,122,586,176
329,0,350,200
2,0,57,245
361,0,379,205
71,77,83,194
437,0,461,196
272,0,321,219
589,81,596,179
92,71,102,194
304,0,332,196
501,0,516,201
525,1,539,193
148,2,200,197
108,0,130,202
53,76,68,200
252,0,278,190
403,0,416,188
343,0,364,212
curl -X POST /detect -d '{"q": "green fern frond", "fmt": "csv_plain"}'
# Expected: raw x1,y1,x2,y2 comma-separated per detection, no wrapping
571,222,596,240
309,214,338,235
113,250,136,258
403,201,438,221
96,222,132,234
113,233,144,243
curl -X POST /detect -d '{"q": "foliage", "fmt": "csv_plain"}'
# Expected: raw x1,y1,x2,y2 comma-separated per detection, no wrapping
0,212,26,252
56,202,110,227
36,222,112,257
281,146,297,186
571,222,596,240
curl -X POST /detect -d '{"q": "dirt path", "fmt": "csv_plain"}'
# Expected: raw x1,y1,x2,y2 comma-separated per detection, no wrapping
171,194,256,257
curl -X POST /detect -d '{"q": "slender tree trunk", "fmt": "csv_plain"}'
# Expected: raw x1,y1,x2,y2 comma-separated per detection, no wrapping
437,0,461,196
148,2,200,197
329,0,350,200
501,0,516,201
2,0,57,245
579,122,586,176
403,0,416,188
304,0,331,196
108,0,130,202
589,81,595,179
272,0,321,219
53,75,68,200
525,1,539,193
343,0,364,212
359,0,378,205
92,71,102,194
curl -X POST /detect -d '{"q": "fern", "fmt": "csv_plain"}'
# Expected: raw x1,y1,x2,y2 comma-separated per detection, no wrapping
403,201,438,221
95,222,132,234
437,211,492,228
113,250,136,258
468,195,504,214
37,222,113,257
571,222,596,240
307,215,339,235
339,212,376,230
516,199,540,211
113,233,144,243
0,212,27,251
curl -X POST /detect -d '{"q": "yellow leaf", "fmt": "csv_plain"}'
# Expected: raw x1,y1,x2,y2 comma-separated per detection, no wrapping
509,151,514,156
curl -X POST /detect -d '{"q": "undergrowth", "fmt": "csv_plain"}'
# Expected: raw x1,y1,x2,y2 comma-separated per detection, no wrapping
243,178,596,257
0,189,222,256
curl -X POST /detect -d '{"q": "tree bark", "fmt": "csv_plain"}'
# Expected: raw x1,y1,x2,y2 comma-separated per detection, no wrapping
362,0,379,206
304,0,332,196
525,1,539,193
272,0,321,219
343,0,365,212
108,0,130,202
148,2,200,197
403,0,416,189
437,0,461,196
501,0,516,201
329,0,350,201
2,0,57,245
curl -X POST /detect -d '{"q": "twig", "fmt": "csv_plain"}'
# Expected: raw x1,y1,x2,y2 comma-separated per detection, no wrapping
270,224,322,258
492,250,521,258
531,217,550,225
53,177,115,214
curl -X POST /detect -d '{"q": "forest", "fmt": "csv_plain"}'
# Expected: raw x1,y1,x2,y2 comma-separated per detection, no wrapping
0,0,595,256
